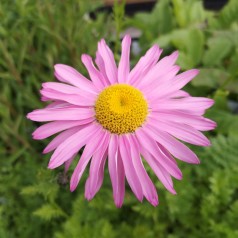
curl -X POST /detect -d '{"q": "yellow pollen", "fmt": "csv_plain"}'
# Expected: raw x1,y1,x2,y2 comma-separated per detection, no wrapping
95,84,148,134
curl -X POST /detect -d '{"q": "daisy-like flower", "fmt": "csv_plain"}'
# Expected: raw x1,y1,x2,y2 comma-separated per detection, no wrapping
27,35,216,207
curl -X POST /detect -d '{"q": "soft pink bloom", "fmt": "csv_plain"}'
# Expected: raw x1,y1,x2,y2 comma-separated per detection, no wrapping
27,35,216,207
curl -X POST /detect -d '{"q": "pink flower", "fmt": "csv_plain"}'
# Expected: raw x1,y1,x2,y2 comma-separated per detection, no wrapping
27,35,216,207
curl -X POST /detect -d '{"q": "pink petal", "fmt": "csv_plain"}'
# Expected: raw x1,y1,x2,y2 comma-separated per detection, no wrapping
135,129,182,180
70,129,106,191
81,54,107,89
170,90,190,98
155,50,179,72
40,88,96,106
149,118,211,146
119,136,143,202
54,64,98,94
27,107,94,122
136,51,179,89
140,147,176,194
42,82,93,95
32,120,89,140
129,135,159,206
97,39,118,84
85,132,110,200
43,126,83,154
143,124,200,164
95,51,110,85
85,151,108,200
45,102,69,108
108,134,125,208
152,69,199,99
141,65,180,94
41,96,50,101
151,97,214,112
129,44,162,86
64,154,76,173
150,111,216,131
48,123,100,169
118,35,131,83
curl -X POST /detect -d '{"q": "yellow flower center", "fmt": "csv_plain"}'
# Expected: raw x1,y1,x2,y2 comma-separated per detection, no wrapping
95,84,148,134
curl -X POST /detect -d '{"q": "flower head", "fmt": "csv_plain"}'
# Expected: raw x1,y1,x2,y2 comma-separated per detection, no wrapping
27,35,216,207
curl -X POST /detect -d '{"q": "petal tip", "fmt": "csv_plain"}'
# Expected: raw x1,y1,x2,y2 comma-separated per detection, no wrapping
193,69,200,76
70,185,76,192
26,113,33,120
32,134,41,140
81,54,90,62
150,197,159,207
173,50,179,57
115,201,123,208
176,172,183,180
48,160,58,169
85,195,93,201
42,148,49,154
195,159,201,164
54,64,62,71
123,34,132,42
47,163,55,170
172,190,177,195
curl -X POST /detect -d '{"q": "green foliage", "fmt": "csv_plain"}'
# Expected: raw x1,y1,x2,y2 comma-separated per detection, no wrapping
146,0,238,93
0,0,238,238
33,204,67,221
203,36,232,67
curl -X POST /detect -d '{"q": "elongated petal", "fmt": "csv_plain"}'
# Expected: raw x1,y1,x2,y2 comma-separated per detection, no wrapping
81,54,107,89
48,123,100,169
70,129,106,191
150,111,216,131
153,69,199,98
85,152,107,200
42,82,96,103
32,120,90,140
45,102,69,108
156,50,179,69
130,45,162,85
42,82,94,95
118,35,131,83
141,65,180,94
40,88,96,106
170,90,190,98
149,117,210,146
129,135,158,206
119,136,143,202
97,39,117,84
64,154,76,173
108,134,125,208
136,129,182,180
43,126,83,154
137,51,179,89
143,124,200,164
95,51,110,85
27,107,94,122
140,147,176,194
151,97,214,112
54,64,98,93
85,132,110,200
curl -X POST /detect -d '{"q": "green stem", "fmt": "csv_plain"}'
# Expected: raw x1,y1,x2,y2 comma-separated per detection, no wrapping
113,0,126,62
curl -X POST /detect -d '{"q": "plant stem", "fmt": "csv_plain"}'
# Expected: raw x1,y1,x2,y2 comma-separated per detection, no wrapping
113,0,126,62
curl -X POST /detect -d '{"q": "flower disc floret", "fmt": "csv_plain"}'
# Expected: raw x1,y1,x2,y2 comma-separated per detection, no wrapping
95,84,148,134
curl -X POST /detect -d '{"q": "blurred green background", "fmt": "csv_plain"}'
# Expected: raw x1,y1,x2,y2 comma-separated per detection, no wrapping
1,0,238,237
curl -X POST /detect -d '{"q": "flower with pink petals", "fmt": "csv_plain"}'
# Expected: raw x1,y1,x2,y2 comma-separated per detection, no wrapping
27,35,216,207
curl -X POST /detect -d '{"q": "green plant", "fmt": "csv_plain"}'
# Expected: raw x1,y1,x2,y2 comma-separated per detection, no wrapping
0,0,238,237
